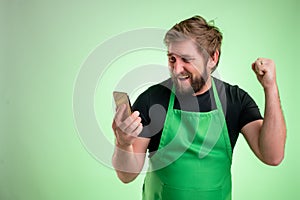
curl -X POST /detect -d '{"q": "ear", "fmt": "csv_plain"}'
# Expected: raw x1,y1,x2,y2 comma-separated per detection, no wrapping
207,50,219,71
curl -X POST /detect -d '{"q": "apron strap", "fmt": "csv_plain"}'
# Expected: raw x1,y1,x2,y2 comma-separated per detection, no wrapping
211,78,233,160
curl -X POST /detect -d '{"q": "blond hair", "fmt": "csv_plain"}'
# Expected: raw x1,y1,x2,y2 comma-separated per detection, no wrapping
164,15,223,71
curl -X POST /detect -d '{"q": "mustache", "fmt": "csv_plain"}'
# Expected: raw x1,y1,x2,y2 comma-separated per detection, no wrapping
172,71,193,78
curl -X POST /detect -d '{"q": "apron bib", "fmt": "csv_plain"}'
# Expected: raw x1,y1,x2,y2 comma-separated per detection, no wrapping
142,80,232,200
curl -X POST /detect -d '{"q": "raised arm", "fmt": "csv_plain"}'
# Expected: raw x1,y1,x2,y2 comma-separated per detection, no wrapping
241,58,286,166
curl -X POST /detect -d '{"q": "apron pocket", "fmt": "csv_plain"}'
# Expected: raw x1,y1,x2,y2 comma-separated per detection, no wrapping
162,184,223,200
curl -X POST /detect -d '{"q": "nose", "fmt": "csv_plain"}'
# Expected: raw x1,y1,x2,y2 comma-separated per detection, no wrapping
172,59,185,74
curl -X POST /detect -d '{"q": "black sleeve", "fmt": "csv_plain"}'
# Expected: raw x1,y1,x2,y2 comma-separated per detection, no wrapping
238,89,263,131
132,89,165,140
132,89,164,153
131,83,169,140
131,90,151,137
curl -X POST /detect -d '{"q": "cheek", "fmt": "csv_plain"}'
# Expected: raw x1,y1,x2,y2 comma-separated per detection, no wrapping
168,64,174,72
186,64,201,76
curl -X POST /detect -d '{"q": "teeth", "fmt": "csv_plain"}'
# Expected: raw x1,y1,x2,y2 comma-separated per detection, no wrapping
178,75,189,79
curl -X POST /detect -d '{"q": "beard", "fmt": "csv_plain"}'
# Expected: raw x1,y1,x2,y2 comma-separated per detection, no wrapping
171,68,208,95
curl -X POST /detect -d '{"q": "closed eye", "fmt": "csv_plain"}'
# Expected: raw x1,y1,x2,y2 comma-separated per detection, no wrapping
182,58,191,63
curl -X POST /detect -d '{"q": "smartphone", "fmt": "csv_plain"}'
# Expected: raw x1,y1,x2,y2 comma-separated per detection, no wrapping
113,91,132,118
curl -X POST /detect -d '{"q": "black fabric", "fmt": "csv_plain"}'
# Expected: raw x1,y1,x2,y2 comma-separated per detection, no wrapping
132,77,263,153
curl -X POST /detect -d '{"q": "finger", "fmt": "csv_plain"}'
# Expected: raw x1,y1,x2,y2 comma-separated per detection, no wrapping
255,64,264,75
114,104,127,125
118,111,140,132
124,116,142,134
252,59,265,76
257,58,271,68
119,113,140,132
115,126,137,146
255,59,262,67
256,66,266,76
123,122,143,138
112,121,118,137
251,62,256,72
258,69,265,76
131,123,143,137
116,104,127,116
252,62,260,74
112,120,116,129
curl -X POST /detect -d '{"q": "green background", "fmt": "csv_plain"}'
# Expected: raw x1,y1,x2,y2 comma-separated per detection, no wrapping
1,0,299,199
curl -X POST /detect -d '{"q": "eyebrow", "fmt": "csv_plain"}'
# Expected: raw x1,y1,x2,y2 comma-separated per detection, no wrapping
167,52,195,60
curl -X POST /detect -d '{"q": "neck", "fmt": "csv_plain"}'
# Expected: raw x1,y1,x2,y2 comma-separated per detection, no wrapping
193,76,212,96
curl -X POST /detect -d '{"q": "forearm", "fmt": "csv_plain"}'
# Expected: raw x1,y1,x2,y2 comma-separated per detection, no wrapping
259,85,286,165
112,144,142,183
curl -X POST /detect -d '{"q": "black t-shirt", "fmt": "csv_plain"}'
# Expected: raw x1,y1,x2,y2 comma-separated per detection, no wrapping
132,77,263,153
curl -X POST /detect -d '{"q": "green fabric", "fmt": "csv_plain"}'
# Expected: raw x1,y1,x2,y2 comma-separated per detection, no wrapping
142,80,233,200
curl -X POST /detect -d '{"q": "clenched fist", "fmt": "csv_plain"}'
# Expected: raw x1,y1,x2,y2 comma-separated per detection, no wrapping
252,58,277,90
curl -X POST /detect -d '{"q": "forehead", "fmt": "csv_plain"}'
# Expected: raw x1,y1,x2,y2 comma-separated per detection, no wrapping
167,40,200,58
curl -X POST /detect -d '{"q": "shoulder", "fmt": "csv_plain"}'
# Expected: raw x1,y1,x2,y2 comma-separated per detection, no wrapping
132,78,172,108
213,77,249,103
148,78,173,94
135,78,172,100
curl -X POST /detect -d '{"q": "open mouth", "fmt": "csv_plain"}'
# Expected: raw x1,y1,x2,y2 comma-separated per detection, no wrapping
177,74,190,81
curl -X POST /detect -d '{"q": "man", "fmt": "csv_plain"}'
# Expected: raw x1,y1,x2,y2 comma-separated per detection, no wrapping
112,16,286,200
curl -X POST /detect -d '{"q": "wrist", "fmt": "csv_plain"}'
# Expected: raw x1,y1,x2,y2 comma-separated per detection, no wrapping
115,140,133,151
263,83,278,94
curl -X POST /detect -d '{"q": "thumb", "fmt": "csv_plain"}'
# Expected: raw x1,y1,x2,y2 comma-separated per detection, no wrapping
251,63,256,73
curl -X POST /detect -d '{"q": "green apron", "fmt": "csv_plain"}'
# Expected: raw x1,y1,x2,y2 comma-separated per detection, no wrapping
142,80,233,200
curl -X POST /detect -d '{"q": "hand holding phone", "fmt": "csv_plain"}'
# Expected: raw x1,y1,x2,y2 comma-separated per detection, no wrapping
112,91,143,148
